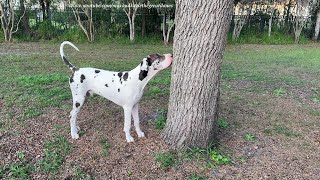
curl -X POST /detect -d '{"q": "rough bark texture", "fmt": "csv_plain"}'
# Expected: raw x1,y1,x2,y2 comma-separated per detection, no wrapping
162,0,233,149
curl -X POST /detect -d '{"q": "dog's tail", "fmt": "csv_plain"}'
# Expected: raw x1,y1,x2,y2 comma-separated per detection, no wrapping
60,41,79,72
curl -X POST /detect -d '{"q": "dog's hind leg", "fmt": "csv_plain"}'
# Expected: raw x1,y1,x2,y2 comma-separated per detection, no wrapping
132,103,145,138
69,94,86,139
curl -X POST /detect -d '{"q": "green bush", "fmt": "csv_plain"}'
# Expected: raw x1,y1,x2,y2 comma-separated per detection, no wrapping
32,20,59,40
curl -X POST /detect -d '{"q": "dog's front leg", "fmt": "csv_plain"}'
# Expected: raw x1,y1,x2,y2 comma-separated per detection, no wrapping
123,106,134,142
132,103,145,138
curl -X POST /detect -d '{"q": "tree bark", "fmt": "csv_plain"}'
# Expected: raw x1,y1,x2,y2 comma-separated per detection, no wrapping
313,9,320,40
162,0,233,149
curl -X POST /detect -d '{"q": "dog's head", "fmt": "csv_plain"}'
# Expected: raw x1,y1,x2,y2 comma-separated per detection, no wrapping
139,53,173,81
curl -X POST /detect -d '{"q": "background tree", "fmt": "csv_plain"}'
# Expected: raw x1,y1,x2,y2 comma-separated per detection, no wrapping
311,0,320,40
232,0,253,41
293,0,311,43
69,0,95,42
141,0,147,37
0,0,26,42
39,0,51,20
154,0,175,45
20,0,30,34
162,0,234,149
122,0,139,41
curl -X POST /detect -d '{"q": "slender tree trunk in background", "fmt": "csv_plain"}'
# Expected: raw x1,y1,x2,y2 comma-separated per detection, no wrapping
285,0,292,25
313,10,320,41
141,0,147,37
124,1,138,42
45,0,50,21
268,6,275,37
162,12,166,44
39,0,45,20
162,0,233,149
20,0,30,34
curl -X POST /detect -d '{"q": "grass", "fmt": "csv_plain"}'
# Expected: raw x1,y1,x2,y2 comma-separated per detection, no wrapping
39,135,72,174
217,118,229,129
154,151,177,169
99,137,111,156
273,87,287,96
1,42,320,178
188,174,208,180
273,126,301,137
243,133,256,141
0,151,34,179
153,110,167,130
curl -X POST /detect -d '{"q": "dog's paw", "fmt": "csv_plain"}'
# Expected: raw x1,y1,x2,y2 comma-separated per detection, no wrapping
137,131,145,138
71,133,79,139
126,135,134,143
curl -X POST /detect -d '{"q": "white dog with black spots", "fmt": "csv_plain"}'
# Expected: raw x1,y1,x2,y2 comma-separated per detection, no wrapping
60,41,173,142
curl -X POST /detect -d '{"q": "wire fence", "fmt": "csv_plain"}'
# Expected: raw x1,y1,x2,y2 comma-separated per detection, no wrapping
9,7,318,41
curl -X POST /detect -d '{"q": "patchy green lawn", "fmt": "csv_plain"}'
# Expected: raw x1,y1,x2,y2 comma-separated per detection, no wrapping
0,42,319,179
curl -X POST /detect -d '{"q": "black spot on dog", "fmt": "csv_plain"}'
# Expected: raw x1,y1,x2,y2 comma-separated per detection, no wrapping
123,72,129,81
86,91,91,97
113,74,115,76
118,72,123,78
80,74,86,83
118,88,120,92
95,70,100,73
112,80,114,82
105,84,108,87
69,74,74,83
140,61,143,66
75,102,80,108
139,70,148,81
146,58,152,66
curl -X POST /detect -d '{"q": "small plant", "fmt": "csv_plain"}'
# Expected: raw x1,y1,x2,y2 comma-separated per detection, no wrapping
274,126,300,137
0,166,5,178
16,151,25,161
154,151,176,168
312,97,320,104
273,88,286,96
39,135,72,174
99,137,111,156
154,110,167,130
73,168,91,180
188,174,208,180
244,133,256,141
9,163,32,179
217,118,229,129
263,128,273,135
209,149,231,165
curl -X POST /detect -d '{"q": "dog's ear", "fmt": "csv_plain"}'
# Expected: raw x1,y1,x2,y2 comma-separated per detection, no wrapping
146,54,160,66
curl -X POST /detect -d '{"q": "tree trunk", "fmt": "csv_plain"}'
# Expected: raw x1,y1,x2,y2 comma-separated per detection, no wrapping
268,7,275,37
20,0,30,34
162,0,233,149
313,10,320,41
162,13,167,45
141,0,147,37
40,0,45,20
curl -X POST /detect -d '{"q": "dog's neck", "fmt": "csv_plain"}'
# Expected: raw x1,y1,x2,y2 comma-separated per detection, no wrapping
130,65,158,90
